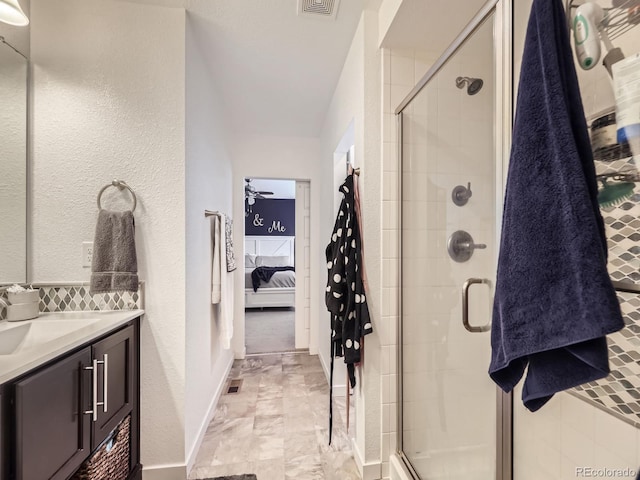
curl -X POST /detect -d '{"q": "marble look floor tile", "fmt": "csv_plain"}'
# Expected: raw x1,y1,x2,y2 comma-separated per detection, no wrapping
285,453,325,480
209,416,255,437
259,372,285,387
284,409,318,433
316,426,353,453
211,434,253,466
192,353,360,480
283,393,311,414
284,430,322,457
255,397,284,416
253,414,284,437
248,434,284,461
322,451,361,480
305,371,329,388
252,459,286,479
213,399,257,419
257,382,284,400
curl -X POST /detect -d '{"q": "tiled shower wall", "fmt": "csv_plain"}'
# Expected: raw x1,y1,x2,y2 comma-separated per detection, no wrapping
380,47,438,478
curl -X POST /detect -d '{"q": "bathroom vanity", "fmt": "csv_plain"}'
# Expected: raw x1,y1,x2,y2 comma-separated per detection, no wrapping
0,310,142,480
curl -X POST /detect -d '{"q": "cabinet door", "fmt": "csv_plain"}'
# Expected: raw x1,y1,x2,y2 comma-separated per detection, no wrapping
15,347,92,480
92,324,134,449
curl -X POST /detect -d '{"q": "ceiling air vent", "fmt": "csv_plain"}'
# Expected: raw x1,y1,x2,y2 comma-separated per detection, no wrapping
298,0,340,20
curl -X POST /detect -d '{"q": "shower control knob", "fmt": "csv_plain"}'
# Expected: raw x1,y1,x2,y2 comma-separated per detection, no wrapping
447,230,486,263
452,182,473,206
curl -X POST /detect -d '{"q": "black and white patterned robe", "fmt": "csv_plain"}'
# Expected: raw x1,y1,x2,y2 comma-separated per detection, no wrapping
325,174,372,388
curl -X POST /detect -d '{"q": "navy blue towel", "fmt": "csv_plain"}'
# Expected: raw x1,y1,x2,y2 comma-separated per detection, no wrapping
489,0,624,411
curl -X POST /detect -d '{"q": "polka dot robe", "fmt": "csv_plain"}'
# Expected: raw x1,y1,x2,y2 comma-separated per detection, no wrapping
325,174,373,389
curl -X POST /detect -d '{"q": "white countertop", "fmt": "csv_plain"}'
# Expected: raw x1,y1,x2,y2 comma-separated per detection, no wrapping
0,309,143,384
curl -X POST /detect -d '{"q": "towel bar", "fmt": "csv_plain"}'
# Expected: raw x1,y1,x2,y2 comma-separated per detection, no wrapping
97,180,137,212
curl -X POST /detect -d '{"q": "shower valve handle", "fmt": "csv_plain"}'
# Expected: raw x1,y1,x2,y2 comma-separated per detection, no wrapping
452,182,473,206
460,241,486,250
447,230,486,262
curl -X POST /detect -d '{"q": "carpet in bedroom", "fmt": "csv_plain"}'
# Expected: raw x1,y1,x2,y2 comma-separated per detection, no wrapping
245,307,295,354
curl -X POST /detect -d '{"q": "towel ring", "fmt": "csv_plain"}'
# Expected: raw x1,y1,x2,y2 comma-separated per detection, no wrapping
97,180,137,212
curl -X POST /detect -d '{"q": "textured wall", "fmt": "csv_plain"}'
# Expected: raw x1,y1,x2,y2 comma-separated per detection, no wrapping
30,0,188,475
184,16,235,470
319,10,383,477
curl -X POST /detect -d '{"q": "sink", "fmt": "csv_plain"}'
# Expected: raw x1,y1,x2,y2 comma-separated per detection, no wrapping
0,319,101,355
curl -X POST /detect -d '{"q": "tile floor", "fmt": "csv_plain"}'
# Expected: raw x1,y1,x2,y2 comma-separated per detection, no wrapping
189,353,360,480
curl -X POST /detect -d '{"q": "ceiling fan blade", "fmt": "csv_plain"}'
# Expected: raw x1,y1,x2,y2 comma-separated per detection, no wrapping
256,191,274,195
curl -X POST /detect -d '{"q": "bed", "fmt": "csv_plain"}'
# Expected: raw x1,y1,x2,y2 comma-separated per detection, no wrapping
244,237,296,308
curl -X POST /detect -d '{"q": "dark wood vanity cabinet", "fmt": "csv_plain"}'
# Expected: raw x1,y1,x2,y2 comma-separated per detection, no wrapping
0,318,140,480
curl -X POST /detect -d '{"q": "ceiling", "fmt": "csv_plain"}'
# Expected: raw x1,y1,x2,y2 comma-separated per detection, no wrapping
246,178,296,199
117,0,365,137
381,0,488,52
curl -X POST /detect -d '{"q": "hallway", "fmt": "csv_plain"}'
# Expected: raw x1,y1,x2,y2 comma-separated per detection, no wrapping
189,353,359,479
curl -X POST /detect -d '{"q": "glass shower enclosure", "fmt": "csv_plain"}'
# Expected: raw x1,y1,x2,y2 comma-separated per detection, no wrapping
396,2,508,479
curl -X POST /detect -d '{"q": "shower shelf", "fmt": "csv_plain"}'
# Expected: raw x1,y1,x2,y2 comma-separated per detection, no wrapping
568,0,640,42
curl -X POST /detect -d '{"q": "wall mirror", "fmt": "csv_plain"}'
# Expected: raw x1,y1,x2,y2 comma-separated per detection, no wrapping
0,38,28,284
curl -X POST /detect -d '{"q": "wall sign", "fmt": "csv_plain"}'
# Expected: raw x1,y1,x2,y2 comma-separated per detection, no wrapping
245,198,295,236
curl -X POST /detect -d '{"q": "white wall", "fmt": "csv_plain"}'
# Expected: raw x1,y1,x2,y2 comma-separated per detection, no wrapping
231,133,322,358
184,15,235,472
30,0,188,476
319,8,383,478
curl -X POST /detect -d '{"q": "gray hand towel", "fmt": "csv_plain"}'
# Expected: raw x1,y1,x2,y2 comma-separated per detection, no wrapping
90,210,138,294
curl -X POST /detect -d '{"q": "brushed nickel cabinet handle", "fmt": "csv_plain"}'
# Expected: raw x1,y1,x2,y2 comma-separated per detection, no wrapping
102,354,108,414
83,359,98,421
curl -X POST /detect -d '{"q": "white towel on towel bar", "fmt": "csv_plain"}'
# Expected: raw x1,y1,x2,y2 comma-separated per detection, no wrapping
211,214,234,349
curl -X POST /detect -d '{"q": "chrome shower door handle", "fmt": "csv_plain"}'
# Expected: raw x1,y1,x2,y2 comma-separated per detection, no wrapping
462,278,491,333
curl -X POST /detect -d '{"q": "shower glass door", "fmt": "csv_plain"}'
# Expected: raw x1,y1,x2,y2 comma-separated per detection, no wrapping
399,10,499,480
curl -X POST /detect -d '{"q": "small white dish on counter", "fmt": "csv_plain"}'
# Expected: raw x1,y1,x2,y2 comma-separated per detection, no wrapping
5,302,39,322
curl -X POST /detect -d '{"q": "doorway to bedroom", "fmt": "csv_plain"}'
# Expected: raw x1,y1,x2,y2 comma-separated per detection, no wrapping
243,177,310,354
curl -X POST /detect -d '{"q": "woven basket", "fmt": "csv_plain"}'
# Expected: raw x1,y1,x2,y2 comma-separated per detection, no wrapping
71,416,131,480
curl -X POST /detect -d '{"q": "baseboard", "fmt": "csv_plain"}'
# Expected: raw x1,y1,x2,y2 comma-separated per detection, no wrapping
352,437,382,480
142,464,187,480
319,350,347,397
389,453,413,480
185,349,234,473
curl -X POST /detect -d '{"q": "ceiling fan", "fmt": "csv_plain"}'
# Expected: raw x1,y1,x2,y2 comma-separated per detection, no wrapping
244,179,274,201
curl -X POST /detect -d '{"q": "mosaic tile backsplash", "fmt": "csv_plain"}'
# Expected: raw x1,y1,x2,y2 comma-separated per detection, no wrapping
0,283,143,321
570,156,640,428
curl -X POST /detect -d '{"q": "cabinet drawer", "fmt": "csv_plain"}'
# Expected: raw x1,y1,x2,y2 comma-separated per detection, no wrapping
15,347,92,480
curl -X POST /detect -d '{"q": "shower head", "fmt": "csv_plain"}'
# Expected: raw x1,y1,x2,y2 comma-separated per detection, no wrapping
456,76,484,95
